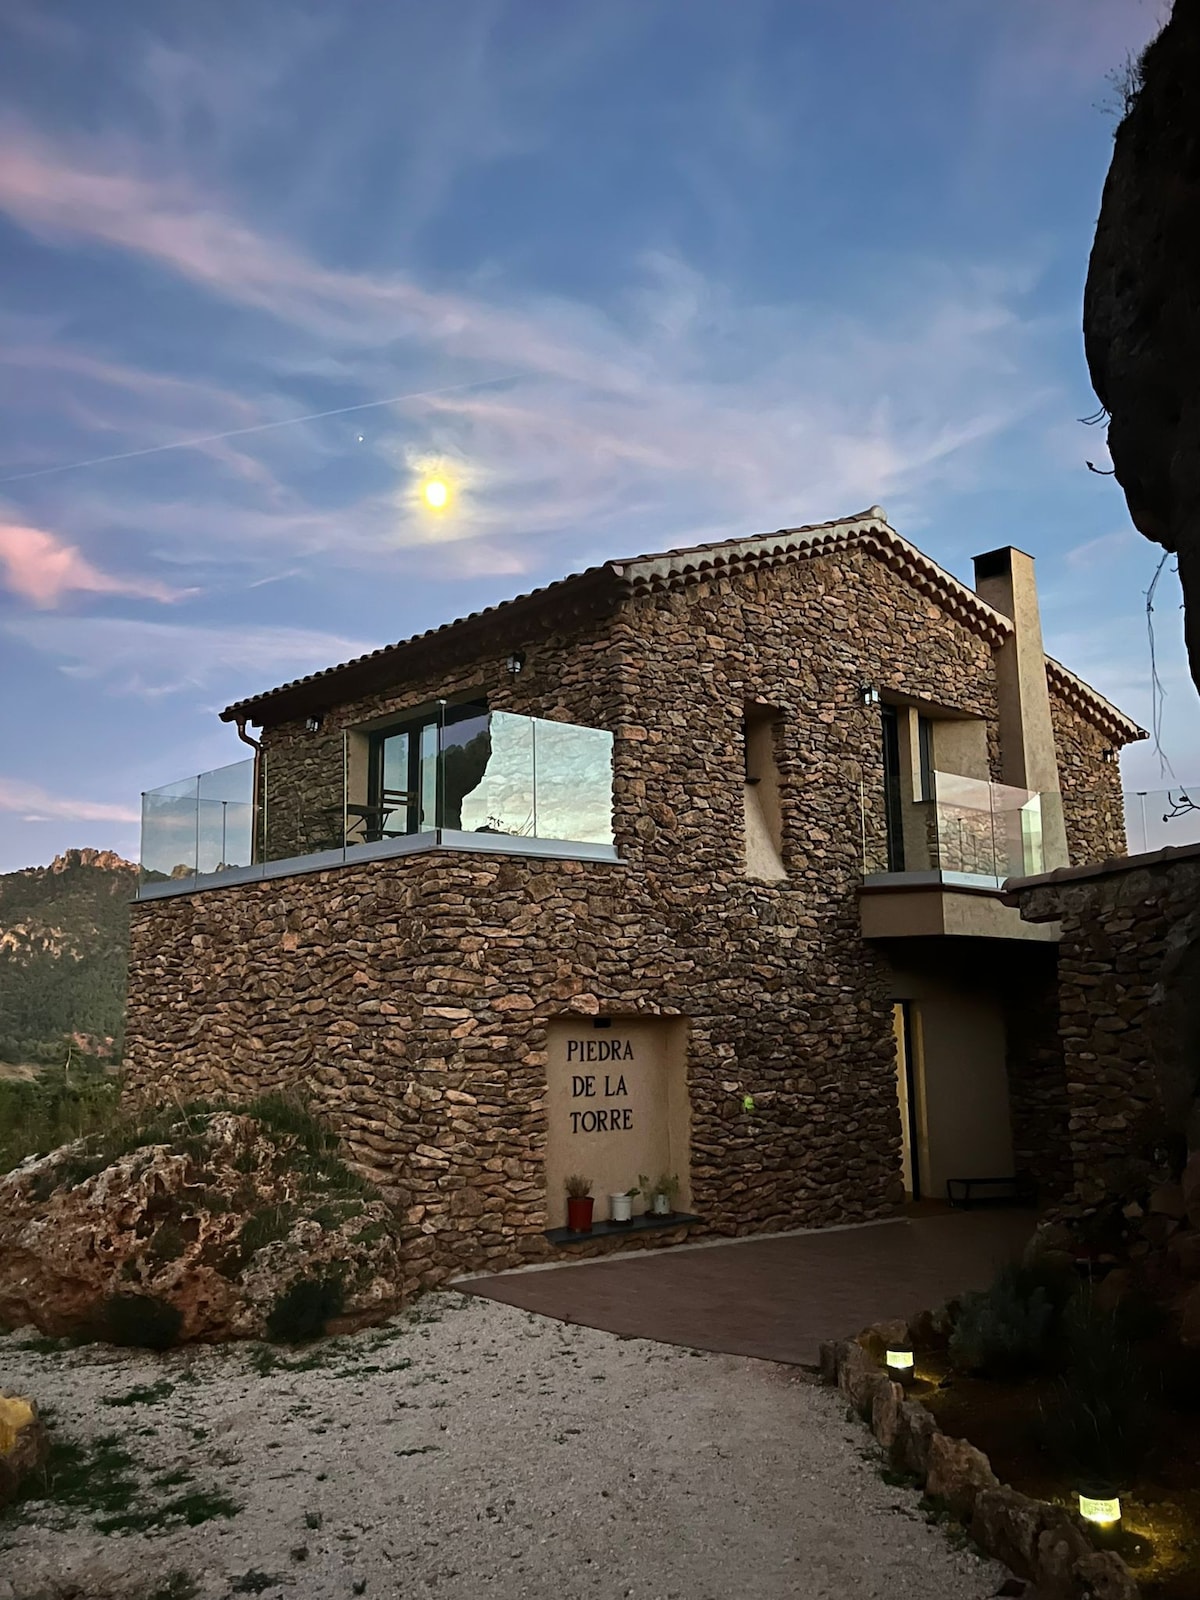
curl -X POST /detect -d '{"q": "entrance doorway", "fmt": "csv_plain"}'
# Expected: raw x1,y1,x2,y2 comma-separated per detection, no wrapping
893,1001,925,1199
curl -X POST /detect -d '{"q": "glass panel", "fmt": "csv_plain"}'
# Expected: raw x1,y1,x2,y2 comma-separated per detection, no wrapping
531,719,614,843
437,708,491,831
1123,788,1200,855
458,711,535,836
930,771,1000,876
139,759,256,884
353,727,409,843
197,760,255,875
988,778,1042,879
140,775,200,886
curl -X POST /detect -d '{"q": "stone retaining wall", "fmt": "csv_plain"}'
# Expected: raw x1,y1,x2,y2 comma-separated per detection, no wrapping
821,1326,1140,1599
1010,849,1200,1209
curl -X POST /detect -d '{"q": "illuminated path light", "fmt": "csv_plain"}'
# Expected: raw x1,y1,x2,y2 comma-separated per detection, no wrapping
1078,1492,1122,1528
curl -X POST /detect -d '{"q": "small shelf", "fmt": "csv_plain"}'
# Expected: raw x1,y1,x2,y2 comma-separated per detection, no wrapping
544,1212,703,1247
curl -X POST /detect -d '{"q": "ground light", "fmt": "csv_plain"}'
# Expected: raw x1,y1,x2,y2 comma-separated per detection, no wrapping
1078,1492,1122,1529
885,1349,914,1380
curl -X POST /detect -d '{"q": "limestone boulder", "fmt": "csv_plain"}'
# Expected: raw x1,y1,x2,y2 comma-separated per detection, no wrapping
1072,1550,1140,1600
969,1486,1055,1580
869,1379,904,1454
894,1398,937,1479
924,1431,998,1521
0,1392,48,1506
0,1102,413,1344
1035,1519,1094,1600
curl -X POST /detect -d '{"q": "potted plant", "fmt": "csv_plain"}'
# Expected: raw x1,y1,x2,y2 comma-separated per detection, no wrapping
609,1186,638,1224
650,1172,680,1217
565,1175,594,1233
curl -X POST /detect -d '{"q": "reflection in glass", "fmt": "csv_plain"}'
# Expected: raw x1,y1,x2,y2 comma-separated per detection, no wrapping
532,720,614,844
459,712,534,835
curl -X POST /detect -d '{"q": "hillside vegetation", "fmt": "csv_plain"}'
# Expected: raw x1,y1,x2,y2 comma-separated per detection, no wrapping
0,849,136,1068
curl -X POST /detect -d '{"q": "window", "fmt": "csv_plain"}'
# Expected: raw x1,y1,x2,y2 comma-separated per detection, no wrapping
917,714,935,802
360,702,490,841
880,704,905,871
743,702,786,880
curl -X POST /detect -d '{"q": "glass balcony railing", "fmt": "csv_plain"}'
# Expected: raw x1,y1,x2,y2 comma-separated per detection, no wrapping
861,773,1200,885
138,712,615,892
859,770,1046,883
1123,787,1200,855
140,759,258,888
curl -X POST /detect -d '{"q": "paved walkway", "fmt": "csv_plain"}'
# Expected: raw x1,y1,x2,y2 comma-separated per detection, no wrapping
460,1209,1035,1364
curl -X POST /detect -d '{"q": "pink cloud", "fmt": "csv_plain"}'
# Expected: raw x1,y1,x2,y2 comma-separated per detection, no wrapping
0,777,140,824
0,520,184,607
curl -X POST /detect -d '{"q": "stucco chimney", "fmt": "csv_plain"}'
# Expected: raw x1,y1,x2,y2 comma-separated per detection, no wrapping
972,546,1070,870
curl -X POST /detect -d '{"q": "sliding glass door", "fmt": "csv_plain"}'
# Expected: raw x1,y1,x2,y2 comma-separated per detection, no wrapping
365,703,490,840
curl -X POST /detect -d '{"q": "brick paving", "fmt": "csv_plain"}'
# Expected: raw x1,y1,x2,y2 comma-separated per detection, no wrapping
459,1208,1035,1364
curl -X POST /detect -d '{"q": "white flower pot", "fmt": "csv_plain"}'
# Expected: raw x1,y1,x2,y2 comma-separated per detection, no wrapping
609,1192,633,1223
651,1192,672,1215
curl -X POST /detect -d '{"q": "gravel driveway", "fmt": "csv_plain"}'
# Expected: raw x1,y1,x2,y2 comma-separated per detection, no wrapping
1,1292,1005,1600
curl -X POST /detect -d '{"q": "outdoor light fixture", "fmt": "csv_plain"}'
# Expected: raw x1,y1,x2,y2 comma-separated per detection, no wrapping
1102,747,1119,765
305,715,323,734
885,1349,915,1380
859,684,881,707
1078,1492,1122,1528
506,651,526,676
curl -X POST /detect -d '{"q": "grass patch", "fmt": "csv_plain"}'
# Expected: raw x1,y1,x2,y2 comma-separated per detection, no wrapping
101,1378,176,1408
3,1423,238,1538
238,1202,297,1259
97,1489,241,1534
230,1574,281,1595
21,1090,371,1204
4,1430,139,1524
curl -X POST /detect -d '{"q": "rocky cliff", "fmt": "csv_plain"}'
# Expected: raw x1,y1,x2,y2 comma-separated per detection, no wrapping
1084,0,1200,683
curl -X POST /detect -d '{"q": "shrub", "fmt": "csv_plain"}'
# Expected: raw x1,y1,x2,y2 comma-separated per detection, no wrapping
0,1065,121,1175
949,1261,1073,1379
95,1292,184,1351
1037,1296,1156,1488
266,1274,345,1344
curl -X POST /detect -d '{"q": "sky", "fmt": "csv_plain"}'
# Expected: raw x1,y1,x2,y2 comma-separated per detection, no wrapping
0,0,1192,874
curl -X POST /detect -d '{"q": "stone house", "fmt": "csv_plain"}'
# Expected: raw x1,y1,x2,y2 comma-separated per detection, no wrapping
127,507,1144,1287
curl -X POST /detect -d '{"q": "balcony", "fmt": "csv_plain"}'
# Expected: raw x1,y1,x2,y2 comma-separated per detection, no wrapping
138,711,616,900
858,770,1055,941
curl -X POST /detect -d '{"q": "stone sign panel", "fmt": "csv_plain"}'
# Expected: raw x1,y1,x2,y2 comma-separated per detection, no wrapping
545,1016,690,1228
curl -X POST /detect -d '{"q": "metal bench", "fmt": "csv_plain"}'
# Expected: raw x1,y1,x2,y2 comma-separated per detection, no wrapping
946,1175,1038,1210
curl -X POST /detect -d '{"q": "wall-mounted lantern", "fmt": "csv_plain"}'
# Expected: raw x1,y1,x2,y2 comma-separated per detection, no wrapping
1102,748,1119,765
506,651,526,677
305,714,323,734
859,684,882,707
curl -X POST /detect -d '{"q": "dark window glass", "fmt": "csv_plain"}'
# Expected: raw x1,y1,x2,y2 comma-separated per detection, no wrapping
365,702,488,840
881,704,905,871
918,715,935,802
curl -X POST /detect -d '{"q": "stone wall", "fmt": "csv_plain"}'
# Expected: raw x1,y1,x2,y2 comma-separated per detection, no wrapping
1010,848,1200,1208
1049,688,1127,866
127,544,1134,1284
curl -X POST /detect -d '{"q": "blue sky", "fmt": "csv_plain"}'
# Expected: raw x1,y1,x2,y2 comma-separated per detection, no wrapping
0,0,1189,873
